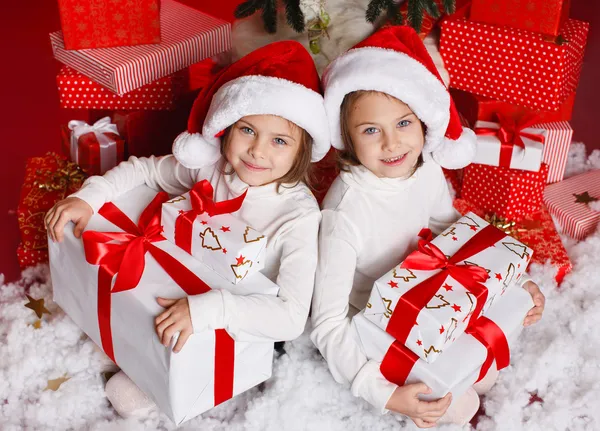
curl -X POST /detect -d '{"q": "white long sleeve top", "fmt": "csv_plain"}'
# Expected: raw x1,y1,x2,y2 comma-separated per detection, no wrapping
71,155,321,343
310,159,467,412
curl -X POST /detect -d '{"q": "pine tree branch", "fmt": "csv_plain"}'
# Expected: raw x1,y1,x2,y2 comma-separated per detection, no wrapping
366,0,386,23
261,0,278,33
407,0,424,33
284,0,305,33
442,0,456,15
423,0,441,19
234,0,260,19
386,1,403,25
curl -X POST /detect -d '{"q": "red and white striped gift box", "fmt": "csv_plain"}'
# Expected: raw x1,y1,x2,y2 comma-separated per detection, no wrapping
50,0,230,96
57,66,186,110
440,17,589,111
537,121,573,183
544,170,600,240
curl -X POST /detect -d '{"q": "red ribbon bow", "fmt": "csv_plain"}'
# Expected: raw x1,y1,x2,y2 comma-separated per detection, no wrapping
386,225,507,347
381,315,510,388
82,192,234,406
474,114,545,169
175,180,247,254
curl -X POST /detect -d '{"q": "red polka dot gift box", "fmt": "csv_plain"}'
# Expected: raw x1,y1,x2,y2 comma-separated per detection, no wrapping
57,66,186,111
469,0,571,37
544,170,600,240
16,244,49,271
440,17,589,111
57,0,161,50
461,163,548,222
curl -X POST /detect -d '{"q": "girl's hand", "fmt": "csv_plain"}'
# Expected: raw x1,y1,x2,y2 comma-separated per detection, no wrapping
523,281,545,327
155,297,193,353
385,383,452,428
44,197,93,242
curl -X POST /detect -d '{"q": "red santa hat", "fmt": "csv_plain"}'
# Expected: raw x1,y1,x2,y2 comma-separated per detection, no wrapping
322,26,476,169
173,40,330,169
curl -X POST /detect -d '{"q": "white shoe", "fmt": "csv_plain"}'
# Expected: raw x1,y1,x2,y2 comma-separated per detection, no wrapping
472,366,500,396
437,387,480,426
105,371,156,419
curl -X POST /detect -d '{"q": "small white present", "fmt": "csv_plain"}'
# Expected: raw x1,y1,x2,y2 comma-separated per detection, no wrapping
161,180,267,284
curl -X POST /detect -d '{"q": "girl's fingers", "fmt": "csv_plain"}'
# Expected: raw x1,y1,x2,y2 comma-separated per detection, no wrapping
173,328,191,353
154,311,171,327
156,317,174,340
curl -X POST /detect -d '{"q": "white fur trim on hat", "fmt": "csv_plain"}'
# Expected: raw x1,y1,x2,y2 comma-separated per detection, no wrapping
172,131,222,169
431,127,477,169
203,75,330,162
323,47,450,154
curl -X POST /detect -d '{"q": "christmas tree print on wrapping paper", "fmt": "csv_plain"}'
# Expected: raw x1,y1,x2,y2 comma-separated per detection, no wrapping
363,212,533,363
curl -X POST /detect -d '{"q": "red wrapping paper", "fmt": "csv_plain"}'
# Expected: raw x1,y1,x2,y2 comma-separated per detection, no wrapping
451,89,577,126
17,153,87,262
17,244,50,270
454,199,573,285
461,163,548,222
470,0,570,36
57,66,187,111
58,0,161,50
440,17,589,111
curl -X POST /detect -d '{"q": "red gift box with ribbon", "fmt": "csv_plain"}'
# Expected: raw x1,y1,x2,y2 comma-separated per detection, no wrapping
364,213,532,364
453,199,573,285
462,163,548,222
440,16,589,111
17,153,87,266
63,117,126,175
57,0,161,50
48,185,277,424
354,282,533,402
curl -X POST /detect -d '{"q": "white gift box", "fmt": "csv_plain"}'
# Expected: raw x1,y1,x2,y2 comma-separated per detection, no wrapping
473,120,546,172
161,182,267,285
49,186,277,425
354,284,533,402
364,212,533,363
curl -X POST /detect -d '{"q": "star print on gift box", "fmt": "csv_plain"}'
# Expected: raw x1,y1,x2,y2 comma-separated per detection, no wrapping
573,191,598,204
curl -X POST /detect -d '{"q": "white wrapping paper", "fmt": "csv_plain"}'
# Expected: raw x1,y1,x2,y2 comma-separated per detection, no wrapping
49,186,278,424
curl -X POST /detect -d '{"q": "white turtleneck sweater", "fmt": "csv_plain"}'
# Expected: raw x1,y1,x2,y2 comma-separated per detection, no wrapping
310,159,465,412
71,155,321,343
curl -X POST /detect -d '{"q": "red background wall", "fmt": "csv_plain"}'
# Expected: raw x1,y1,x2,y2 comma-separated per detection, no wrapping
1,0,598,281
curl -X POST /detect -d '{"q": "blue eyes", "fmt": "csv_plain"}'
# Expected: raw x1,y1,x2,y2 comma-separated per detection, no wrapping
362,120,411,135
240,126,287,146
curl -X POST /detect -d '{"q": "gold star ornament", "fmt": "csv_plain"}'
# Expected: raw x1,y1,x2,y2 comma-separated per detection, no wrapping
45,376,70,391
24,295,51,319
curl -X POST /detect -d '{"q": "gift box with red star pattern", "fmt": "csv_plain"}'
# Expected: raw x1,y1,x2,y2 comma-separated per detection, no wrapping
363,212,532,364
461,163,548,222
161,182,268,285
57,0,161,50
453,199,572,285
440,16,588,111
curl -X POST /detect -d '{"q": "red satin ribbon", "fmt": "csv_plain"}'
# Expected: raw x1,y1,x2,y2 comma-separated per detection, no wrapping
380,316,510,387
387,225,506,346
174,180,247,254
82,191,235,405
475,113,545,168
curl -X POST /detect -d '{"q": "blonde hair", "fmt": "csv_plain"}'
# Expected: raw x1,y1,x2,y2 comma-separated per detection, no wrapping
338,90,424,175
220,119,315,191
